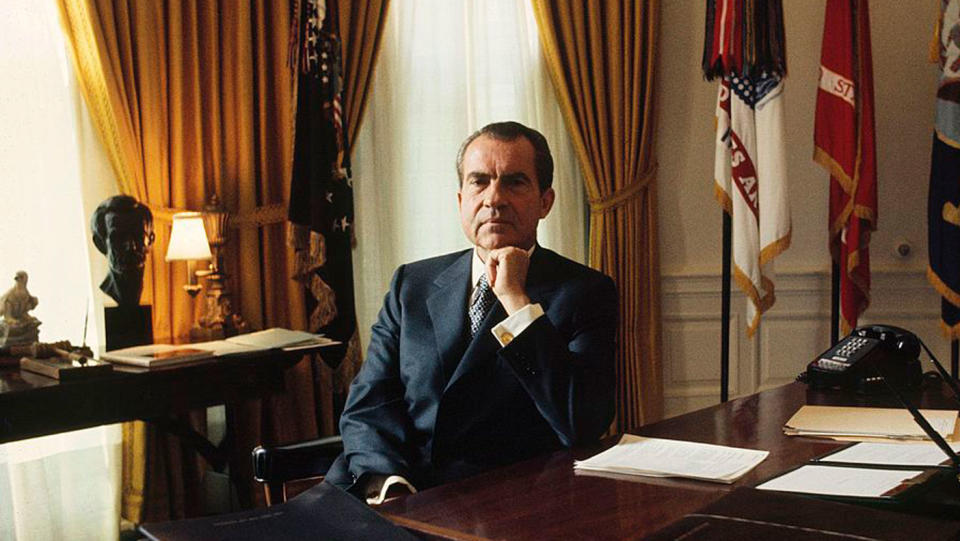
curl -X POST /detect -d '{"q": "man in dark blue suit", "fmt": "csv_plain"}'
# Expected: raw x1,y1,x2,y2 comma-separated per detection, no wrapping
325,121,617,503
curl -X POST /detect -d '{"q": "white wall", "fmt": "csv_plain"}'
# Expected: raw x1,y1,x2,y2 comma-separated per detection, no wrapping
657,0,946,416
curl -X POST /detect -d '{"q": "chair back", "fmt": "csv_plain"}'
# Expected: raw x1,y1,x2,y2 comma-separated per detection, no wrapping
252,435,344,505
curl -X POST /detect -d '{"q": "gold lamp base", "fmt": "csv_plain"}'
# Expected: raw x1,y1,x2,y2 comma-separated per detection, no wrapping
190,268,248,340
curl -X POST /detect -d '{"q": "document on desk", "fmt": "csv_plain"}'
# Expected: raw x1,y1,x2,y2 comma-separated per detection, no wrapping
573,434,768,483
193,329,340,356
783,405,959,441
756,464,926,498
819,441,960,467
223,328,339,351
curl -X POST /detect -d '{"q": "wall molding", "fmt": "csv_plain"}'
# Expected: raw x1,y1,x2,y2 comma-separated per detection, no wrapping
660,267,943,418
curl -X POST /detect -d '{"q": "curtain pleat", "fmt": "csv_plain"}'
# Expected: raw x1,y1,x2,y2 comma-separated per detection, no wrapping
338,0,391,151
532,0,663,431
56,0,316,520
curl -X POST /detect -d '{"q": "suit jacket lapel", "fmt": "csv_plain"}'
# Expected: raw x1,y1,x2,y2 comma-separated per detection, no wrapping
522,247,559,309
445,301,504,392
444,246,558,392
426,250,472,382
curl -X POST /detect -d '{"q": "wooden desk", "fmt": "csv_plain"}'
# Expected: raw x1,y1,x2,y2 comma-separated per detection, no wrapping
1,348,323,509
0,349,310,444
377,381,960,540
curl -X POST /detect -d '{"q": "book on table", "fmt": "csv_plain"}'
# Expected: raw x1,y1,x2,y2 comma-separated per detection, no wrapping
19,356,113,380
100,344,214,367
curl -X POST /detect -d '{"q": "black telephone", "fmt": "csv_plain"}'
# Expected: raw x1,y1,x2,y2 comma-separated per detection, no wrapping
805,324,923,393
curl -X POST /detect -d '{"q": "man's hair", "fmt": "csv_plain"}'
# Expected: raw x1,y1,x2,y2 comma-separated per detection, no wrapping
455,121,554,192
90,195,153,254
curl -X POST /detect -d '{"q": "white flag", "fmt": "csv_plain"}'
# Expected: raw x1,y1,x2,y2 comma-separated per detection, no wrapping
714,73,792,336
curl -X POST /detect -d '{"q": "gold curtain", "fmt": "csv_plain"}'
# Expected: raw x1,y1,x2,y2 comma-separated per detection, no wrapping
56,0,316,521
338,0,391,151
532,0,663,431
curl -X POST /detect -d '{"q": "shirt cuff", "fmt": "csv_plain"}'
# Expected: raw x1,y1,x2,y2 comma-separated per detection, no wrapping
365,474,417,505
491,303,544,346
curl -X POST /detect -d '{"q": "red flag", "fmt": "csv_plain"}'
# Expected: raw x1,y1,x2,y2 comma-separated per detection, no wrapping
814,0,877,334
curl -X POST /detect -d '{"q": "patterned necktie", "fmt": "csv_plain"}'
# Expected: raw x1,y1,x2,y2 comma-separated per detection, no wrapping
469,274,496,337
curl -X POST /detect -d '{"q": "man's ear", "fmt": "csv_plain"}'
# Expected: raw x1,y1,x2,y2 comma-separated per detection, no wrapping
539,187,555,219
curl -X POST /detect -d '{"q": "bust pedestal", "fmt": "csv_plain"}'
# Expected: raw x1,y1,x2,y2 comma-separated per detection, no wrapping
105,305,153,351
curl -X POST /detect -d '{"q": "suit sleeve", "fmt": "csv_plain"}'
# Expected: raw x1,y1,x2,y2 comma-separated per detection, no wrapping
497,274,617,447
338,266,417,483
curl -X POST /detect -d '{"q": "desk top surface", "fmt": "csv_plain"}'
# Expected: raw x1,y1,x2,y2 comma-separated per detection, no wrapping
377,380,960,541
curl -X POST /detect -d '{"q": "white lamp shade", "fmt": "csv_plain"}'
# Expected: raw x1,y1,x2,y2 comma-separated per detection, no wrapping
165,212,213,261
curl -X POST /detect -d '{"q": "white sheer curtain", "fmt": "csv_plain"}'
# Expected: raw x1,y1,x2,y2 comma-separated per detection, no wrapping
352,0,586,346
0,1,121,539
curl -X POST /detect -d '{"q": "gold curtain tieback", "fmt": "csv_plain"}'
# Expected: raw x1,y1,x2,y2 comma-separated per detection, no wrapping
230,203,287,228
588,165,657,213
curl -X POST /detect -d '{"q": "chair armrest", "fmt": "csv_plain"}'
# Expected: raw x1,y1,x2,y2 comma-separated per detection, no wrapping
252,435,344,484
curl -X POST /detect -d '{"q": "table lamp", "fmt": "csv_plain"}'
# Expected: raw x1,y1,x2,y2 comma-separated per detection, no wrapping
165,211,212,296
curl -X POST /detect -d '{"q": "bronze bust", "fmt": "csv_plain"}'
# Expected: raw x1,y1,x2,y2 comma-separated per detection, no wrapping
91,195,155,307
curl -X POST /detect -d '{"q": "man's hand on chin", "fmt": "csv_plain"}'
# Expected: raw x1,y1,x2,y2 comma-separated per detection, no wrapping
485,246,532,315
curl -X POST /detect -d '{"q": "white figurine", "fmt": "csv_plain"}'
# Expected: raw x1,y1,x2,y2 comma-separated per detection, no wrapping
0,270,40,346
0,271,38,324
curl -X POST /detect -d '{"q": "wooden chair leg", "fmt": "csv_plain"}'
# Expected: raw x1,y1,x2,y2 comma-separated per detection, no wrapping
264,483,285,506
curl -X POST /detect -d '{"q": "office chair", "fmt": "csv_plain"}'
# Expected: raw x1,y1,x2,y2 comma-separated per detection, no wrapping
252,435,344,505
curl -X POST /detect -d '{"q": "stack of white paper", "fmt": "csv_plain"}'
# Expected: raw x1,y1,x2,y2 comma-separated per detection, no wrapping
820,441,960,467
195,328,340,356
224,328,329,349
757,465,926,498
574,434,769,483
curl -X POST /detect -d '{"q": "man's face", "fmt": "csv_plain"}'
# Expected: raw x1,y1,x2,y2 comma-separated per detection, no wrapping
457,135,554,255
104,211,155,275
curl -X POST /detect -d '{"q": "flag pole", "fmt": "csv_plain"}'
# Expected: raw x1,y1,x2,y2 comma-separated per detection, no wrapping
830,262,840,345
721,211,731,403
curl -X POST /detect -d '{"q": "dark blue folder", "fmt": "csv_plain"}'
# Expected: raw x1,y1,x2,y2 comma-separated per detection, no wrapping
138,482,418,541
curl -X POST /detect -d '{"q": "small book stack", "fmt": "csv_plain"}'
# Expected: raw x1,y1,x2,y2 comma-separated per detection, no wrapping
19,356,113,381
99,345,213,368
